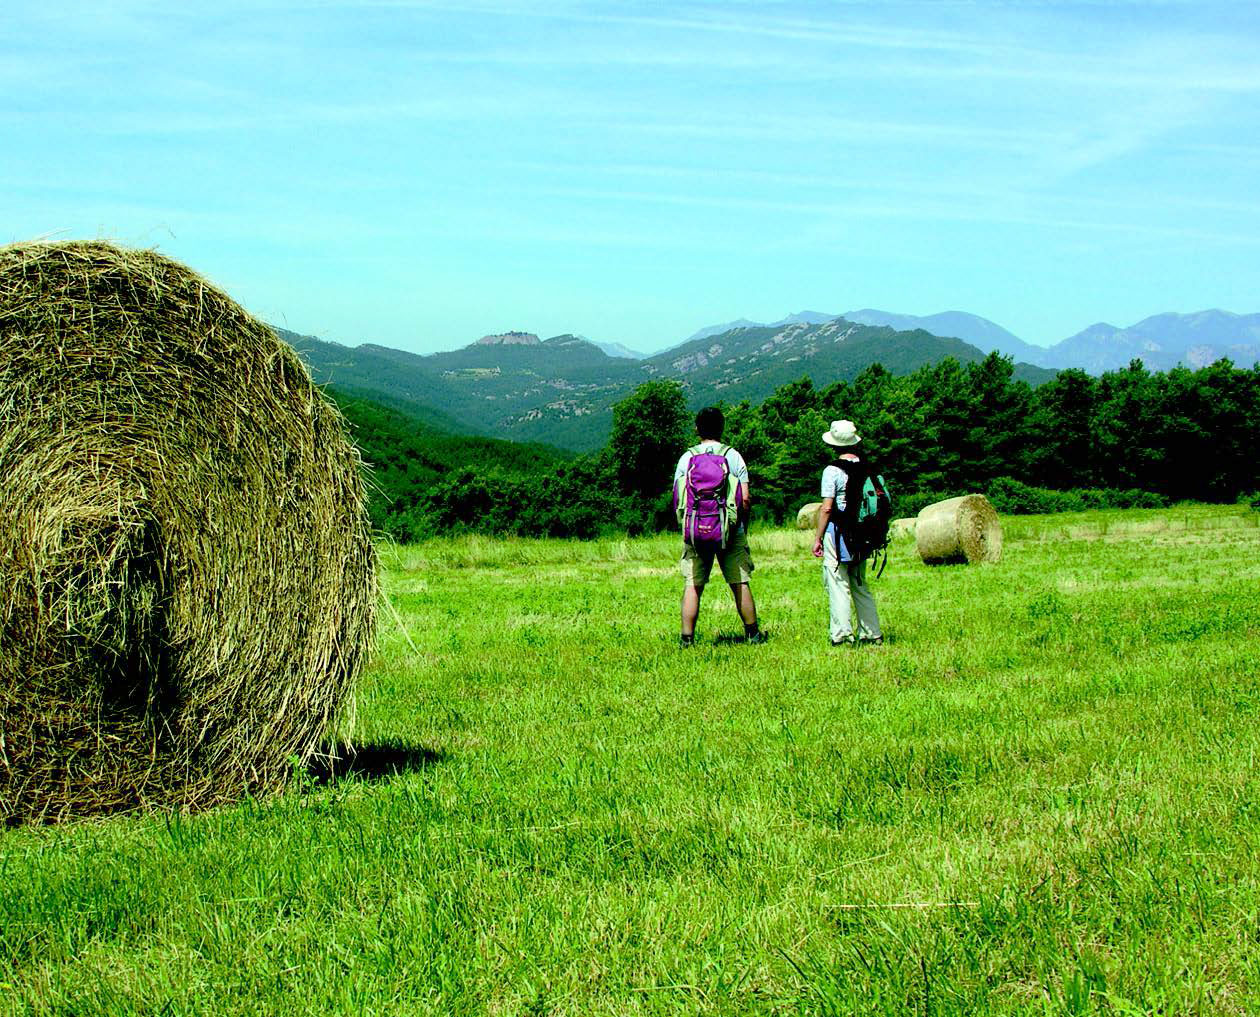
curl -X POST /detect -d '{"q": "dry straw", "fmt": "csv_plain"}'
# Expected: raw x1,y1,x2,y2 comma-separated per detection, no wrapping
889,517,917,540
915,494,1003,565
796,502,823,530
0,241,377,824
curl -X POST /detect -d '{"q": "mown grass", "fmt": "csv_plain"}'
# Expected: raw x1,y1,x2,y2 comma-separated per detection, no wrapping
4,505,1260,1015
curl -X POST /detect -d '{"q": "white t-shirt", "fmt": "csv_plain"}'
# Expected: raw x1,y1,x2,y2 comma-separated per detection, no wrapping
820,463,849,511
821,460,858,561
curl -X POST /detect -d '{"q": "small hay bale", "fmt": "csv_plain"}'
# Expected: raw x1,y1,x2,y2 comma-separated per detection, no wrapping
0,241,377,824
890,517,917,539
915,495,1003,565
796,502,824,530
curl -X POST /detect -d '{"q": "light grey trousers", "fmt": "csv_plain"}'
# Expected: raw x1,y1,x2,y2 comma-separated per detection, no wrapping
822,532,881,643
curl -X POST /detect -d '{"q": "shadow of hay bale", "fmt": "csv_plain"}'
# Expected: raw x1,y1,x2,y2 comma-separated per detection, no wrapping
307,742,444,785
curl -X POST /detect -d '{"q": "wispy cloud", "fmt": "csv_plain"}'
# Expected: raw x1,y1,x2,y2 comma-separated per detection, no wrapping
5,0,1257,351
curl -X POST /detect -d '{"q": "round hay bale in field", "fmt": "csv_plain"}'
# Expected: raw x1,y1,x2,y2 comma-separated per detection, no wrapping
890,517,917,539
915,495,1003,565
796,502,824,530
0,241,377,824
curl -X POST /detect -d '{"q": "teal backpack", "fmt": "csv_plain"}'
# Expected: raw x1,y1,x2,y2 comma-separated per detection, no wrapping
835,460,893,576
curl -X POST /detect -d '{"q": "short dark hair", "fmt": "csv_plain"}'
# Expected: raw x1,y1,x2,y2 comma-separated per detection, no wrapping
695,406,725,440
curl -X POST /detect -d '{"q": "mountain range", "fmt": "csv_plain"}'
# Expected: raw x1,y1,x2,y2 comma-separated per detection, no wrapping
284,317,1053,452
285,308,1258,453
686,308,1260,373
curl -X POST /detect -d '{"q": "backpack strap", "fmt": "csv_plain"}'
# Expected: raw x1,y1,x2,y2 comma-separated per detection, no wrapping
831,458,873,561
673,448,695,520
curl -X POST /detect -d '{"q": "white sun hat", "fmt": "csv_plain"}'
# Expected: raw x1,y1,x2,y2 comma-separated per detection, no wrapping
822,419,861,447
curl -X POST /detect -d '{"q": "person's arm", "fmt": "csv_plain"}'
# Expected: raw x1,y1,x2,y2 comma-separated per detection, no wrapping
812,497,835,557
729,450,752,524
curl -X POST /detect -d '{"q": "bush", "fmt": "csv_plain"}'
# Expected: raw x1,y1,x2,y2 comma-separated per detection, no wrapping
895,490,959,518
985,478,1071,514
1110,488,1168,509
986,477,1167,515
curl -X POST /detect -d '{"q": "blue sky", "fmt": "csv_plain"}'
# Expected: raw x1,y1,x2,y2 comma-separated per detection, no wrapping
5,1,1259,354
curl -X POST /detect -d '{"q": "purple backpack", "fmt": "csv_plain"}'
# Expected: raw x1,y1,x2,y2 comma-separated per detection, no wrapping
678,445,733,551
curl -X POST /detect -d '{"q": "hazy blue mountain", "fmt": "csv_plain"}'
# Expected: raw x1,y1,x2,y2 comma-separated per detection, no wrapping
684,318,765,343
1045,310,1260,372
769,310,841,327
686,312,839,345
594,341,650,359
841,309,1049,364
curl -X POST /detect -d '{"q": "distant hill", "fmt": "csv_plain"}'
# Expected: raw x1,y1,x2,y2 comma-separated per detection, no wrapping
325,388,568,534
1043,310,1260,372
646,317,1054,402
684,318,766,344
282,325,644,443
684,311,837,345
686,307,1260,373
492,318,1055,450
278,327,473,433
690,308,1051,364
475,331,541,346
840,309,1050,365
282,319,1055,452
594,340,649,360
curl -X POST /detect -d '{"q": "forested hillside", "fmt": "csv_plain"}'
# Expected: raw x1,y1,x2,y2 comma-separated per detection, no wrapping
326,391,568,536
282,319,1054,451
341,353,1260,542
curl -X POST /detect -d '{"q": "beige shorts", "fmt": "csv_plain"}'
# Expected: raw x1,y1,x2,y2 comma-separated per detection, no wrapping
681,529,754,588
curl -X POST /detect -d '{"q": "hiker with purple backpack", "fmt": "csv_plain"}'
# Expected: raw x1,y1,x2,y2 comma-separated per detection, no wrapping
672,406,764,647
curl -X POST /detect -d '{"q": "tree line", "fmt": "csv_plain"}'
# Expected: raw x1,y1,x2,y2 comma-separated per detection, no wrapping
343,353,1260,541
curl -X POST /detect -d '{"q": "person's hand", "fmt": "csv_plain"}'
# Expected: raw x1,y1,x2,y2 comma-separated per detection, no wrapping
812,538,823,558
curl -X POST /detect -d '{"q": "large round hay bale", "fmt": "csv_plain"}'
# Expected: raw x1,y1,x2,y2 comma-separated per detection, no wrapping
915,495,1002,565
796,502,824,530
0,241,377,823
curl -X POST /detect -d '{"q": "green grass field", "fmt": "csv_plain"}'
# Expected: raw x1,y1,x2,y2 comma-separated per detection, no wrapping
5,505,1260,1016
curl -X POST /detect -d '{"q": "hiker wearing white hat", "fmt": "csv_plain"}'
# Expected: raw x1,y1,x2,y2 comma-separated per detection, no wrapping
812,420,884,646
822,419,861,448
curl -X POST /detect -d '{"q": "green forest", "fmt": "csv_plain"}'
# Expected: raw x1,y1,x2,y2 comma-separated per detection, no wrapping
333,352,1260,542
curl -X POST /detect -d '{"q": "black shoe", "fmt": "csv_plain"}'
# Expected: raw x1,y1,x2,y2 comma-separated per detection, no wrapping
746,630,768,645
831,637,856,647
680,634,695,648
859,636,884,647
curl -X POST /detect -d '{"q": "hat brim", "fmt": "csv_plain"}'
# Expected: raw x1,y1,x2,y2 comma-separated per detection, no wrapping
822,431,860,447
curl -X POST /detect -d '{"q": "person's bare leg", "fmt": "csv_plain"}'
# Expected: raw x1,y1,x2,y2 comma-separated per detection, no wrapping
729,582,757,626
681,584,703,638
